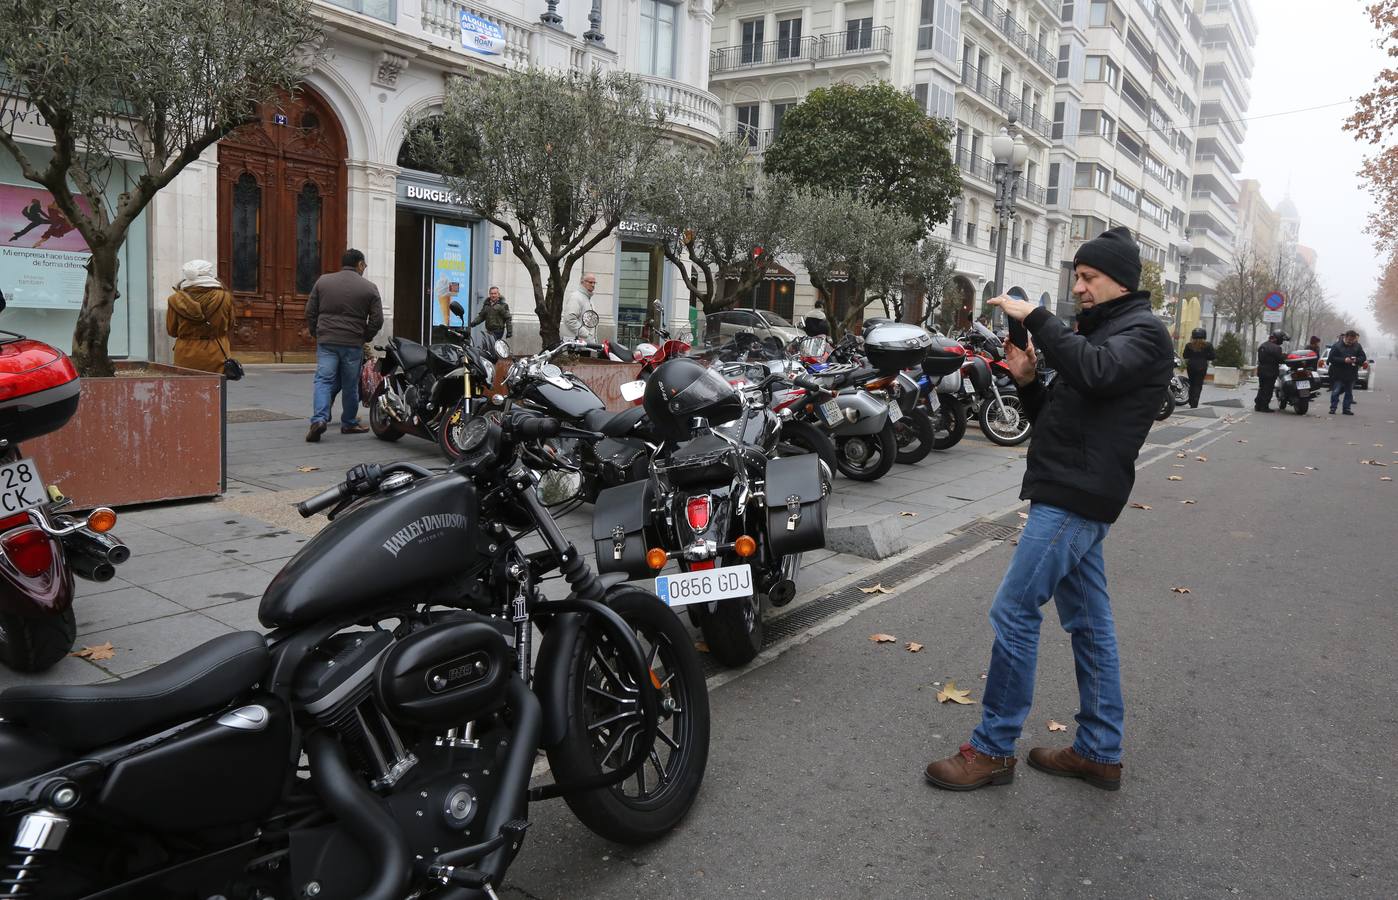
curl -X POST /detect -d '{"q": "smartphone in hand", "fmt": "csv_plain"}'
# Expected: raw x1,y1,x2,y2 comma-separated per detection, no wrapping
1006,287,1029,350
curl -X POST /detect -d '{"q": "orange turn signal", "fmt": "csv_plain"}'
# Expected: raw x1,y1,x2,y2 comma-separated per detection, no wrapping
646,548,668,570
86,507,117,533
734,535,757,558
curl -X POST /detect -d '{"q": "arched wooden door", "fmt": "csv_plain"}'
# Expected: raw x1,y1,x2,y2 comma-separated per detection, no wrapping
217,87,347,362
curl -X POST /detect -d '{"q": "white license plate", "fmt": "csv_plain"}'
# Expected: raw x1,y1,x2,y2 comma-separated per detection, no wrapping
887,400,904,422
0,459,45,516
655,564,753,608
819,400,842,425
1294,380,1310,390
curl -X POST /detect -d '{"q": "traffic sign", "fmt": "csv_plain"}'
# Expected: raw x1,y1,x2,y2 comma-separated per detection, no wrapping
1262,308,1284,323
1264,291,1286,311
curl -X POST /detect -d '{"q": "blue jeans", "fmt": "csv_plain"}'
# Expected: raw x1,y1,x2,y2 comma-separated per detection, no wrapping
1329,378,1354,412
311,344,363,427
970,503,1124,764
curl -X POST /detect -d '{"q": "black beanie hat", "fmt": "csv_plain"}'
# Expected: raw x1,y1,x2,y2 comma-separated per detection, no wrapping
1073,226,1142,293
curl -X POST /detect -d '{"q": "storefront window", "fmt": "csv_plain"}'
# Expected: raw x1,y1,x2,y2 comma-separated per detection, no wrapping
294,182,322,295
617,243,660,344
231,172,261,293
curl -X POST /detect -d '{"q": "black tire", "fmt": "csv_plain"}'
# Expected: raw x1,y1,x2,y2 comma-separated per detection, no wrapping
698,579,765,668
0,607,77,673
930,399,968,450
368,384,404,442
548,586,710,844
776,419,838,474
979,395,1032,446
437,399,469,461
1293,398,1309,416
893,408,936,465
834,423,897,481
1155,391,1176,421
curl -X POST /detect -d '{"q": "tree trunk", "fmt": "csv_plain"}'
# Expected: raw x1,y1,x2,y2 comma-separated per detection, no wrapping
70,246,120,378
539,273,565,348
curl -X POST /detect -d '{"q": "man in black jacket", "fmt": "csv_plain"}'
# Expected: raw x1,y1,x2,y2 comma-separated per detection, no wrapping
925,227,1172,793
1254,332,1287,412
1327,330,1367,415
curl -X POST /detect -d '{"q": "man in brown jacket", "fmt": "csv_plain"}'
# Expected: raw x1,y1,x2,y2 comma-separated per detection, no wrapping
305,249,384,442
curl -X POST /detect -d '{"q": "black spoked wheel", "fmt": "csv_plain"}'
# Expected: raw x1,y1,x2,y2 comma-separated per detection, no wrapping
0,607,77,673
893,408,936,465
1155,391,1177,422
549,587,710,844
437,400,470,461
979,394,1032,446
368,385,404,442
834,423,897,481
930,399,968,450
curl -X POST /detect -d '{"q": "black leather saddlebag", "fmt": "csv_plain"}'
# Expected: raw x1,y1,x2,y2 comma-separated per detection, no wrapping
764,455,827,557
592,479,655,580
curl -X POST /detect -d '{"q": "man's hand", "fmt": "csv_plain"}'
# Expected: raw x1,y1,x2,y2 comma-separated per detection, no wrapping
1004,338,1039,386
987,293,1037,322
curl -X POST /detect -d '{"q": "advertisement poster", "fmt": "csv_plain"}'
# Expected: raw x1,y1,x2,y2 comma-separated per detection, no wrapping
460,11,505,57
0,184,95,309
430,222,471,339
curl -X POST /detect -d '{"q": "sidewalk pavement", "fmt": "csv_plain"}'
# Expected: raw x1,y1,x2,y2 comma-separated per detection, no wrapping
0,368,1243,689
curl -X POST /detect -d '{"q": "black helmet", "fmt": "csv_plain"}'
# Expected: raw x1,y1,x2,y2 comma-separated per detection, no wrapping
1191,327,1207,340
643,357,743,444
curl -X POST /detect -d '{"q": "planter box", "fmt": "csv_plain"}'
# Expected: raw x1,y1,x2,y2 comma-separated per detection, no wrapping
1211,366,1241,388
25,363,225,508
490,358,643,411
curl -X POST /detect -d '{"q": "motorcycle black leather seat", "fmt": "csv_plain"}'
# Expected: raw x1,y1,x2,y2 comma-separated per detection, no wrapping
583,405,647,438
0,631,268,752
393,337,429,372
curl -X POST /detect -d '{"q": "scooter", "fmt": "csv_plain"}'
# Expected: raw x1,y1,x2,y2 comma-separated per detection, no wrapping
1276,348,1321,415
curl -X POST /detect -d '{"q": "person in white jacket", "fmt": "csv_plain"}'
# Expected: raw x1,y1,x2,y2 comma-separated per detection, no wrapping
562,273,598,341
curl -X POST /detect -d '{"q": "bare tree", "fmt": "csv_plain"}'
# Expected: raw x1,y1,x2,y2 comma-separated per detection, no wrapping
408,69,667,346
0,0,321,376
1214,245,1270,362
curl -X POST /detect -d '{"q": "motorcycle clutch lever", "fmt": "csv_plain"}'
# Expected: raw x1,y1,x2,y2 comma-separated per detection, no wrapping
557,424,606,442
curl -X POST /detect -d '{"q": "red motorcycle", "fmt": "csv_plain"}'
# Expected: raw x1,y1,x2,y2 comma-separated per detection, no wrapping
0,330,125,673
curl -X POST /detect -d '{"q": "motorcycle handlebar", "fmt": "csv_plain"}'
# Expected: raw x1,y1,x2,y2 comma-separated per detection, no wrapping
297,483,349,518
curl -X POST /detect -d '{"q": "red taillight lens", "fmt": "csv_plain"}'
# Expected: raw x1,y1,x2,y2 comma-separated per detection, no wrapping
685,496,711,531
688,559,715,571
0,512,30,532
2,527,54,578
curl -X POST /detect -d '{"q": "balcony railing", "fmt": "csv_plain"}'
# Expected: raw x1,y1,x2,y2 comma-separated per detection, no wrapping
643,75,721,136
421,0,533,69
964,0,1057,72
727,128,777,153
955,147,1047,205
958,64,1052,138
711,26,892,74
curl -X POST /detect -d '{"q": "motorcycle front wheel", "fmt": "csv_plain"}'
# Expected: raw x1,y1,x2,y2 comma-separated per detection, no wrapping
548,586,710,844
835,423,898,481
437,399,470,461
368,384,405,442
893,407,936,465
930,399,968,450
979,395,1032,446
0,607,77,673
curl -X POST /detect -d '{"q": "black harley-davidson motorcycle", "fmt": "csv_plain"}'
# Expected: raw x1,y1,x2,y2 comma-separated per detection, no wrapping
0,414,709,899
368,300,506,456
592,358,829,668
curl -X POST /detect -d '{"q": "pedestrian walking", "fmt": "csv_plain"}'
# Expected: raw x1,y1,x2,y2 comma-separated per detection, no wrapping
1253,331,1287,412
924,227,1172,793
165,260,234,374
1181,327,1215,408
1327,330,1366,416
1307,335,1322,356
304,249,384,442
469,286,512,342
562,273,598,342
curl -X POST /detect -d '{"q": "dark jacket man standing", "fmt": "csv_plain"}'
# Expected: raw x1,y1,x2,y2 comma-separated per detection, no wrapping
1327,330,1367,415
1181,328,1215,408
469,286,513,340
925,227,1172,793
305,249,384,442
1254,332,1287,412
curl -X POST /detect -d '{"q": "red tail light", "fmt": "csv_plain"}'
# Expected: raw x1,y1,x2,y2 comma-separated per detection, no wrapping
688,559,715,571
0,512,30,532
2,527,54,578
685,496,711,531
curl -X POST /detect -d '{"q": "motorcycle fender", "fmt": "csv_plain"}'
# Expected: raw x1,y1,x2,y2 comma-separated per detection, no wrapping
535,611,583,748
965,358,994,397
894,372,920,413
831,391,889,436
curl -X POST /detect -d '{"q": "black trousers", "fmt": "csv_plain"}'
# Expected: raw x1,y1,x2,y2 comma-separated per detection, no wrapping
1187,369,1206,408
1254,374,1277,409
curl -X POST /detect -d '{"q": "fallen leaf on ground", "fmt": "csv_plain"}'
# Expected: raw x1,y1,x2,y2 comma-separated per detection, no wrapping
1347,442,1359,446
1171,586,1192,594
1181,499,1198,505
1171,464,1186,468
1129,503,1152,510
980,673,988,679
1237,438,1249,443
906,642,924,653
936,681,975,705
71,642,116,662
1047,720,1069,732
1291,471,1308,476
860,584,894,595
1382,476,1394,482
1176,452,1187,459
694,641,709,653
1360,459,1390,467
296,465,319,473
1195,455,1209,462
869,633,897,643
1376,444,1386,448
1270,466,1288,470
1168,475,1183,481
899,511,917,517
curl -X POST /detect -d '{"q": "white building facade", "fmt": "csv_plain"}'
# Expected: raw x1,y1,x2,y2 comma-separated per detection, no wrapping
148,0,720,363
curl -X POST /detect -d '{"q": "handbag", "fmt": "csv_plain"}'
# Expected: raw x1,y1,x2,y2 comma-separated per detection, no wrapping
183,289,243,381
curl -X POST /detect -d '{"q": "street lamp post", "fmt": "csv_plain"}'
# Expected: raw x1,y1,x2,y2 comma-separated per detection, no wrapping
990,123,1029,325
1175,238,1193,346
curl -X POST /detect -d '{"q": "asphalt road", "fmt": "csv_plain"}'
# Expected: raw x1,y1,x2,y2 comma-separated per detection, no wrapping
504,385,1398,900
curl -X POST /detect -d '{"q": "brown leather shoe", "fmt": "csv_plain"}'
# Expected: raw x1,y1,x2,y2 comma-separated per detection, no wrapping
924,743,1016,791
1027,746,1122,791
306,421,327,443
340,424,370,435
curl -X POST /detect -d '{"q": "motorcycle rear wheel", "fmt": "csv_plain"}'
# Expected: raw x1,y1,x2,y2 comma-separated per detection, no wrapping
1293,398,1309,415
0,607,77,673
549,586,710,844
776,419,838,473
979,395,1032,446
1155,391,1176,421
893,408,936,465
368,385,405,442
698,586,765,668
835,424,898,481
930,400,968,450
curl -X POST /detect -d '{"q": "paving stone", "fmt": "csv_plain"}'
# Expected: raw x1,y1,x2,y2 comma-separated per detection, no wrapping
148,514,283,545
67,612,234,676
0,654,110,690
117,500,232,528
203,531,311,564
114,522,195,556
115,546,247,587
200,597,265,631
145,564,276,610
74,573,134,598
74,585,186,636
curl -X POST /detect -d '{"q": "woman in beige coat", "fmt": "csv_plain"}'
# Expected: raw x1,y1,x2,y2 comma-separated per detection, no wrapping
166,260,234,373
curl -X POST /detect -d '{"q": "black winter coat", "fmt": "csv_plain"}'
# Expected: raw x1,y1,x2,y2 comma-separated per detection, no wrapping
1018,293,1174,523
1182,340,1215,374
1326,340,1367,383
1256,340,1285,377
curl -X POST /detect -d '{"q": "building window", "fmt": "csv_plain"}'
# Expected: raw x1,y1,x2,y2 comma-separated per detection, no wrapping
231,172,261,294
294,182,323,296
1088,0,1123,31
1079,109,1115,139
639,0,677,78
1071,214,1106,240
772,100,796,135
1110,178,1137,207
736,104,760,146
1052,101,1066,139
741,19,765,64
777,16,803,59
1061,1,1074,23
1084,55,1119,88
1074,162,1093,188
846,17,873,51
918,0,937,51
914,83,930,112
1056,44,1071,79
1047,162,1061,205
323,0,395,24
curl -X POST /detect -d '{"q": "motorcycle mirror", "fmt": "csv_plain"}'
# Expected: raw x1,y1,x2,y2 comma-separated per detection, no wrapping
581,309,600,328
449,300,466,319
536,470,584,507
620,379,646,403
